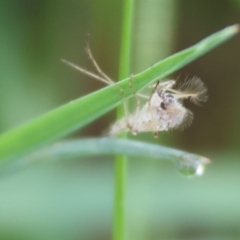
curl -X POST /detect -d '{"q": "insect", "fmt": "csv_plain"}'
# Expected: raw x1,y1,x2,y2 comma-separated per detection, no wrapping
62,43,208,137
109,77,208,137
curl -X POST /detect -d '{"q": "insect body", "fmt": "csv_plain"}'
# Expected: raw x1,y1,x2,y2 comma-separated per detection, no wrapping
110,77,207,136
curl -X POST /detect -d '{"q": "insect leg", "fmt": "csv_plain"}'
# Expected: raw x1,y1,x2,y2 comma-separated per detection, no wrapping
85,39,114,85
85,41,134,128
148,81,161,138
61,59,111,85
127,74,141,135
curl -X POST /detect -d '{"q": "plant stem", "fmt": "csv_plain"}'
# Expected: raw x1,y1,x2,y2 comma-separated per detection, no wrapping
114,1,133,240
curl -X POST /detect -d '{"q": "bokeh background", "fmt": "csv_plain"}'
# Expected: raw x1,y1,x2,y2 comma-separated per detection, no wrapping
0,0,240,239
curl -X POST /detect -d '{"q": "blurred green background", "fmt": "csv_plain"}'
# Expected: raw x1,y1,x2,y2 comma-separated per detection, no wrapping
0,0,240,239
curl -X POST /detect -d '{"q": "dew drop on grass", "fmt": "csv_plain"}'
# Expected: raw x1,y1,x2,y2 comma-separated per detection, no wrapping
175,154,210,177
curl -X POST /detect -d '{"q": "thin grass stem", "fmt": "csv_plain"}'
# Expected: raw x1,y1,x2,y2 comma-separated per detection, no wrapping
114,1,134,240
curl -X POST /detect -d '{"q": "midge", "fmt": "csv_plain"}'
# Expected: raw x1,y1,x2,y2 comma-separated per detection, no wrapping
110,77,208,137
62,44,208,137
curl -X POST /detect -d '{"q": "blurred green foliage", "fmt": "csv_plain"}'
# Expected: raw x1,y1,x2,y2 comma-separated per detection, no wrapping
0,0,240,240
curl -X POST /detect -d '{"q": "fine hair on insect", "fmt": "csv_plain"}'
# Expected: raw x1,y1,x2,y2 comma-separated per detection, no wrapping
62,42,208,138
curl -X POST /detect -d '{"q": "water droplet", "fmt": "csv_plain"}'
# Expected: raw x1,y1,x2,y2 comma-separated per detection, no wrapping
175,154,210,177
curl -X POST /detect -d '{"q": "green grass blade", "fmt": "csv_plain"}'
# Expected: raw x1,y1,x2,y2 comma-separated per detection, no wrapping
1,138,210,176
0,24,238,163
29,138,210,163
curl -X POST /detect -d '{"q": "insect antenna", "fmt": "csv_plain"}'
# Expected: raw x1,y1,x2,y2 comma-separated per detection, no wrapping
168,77,208,105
